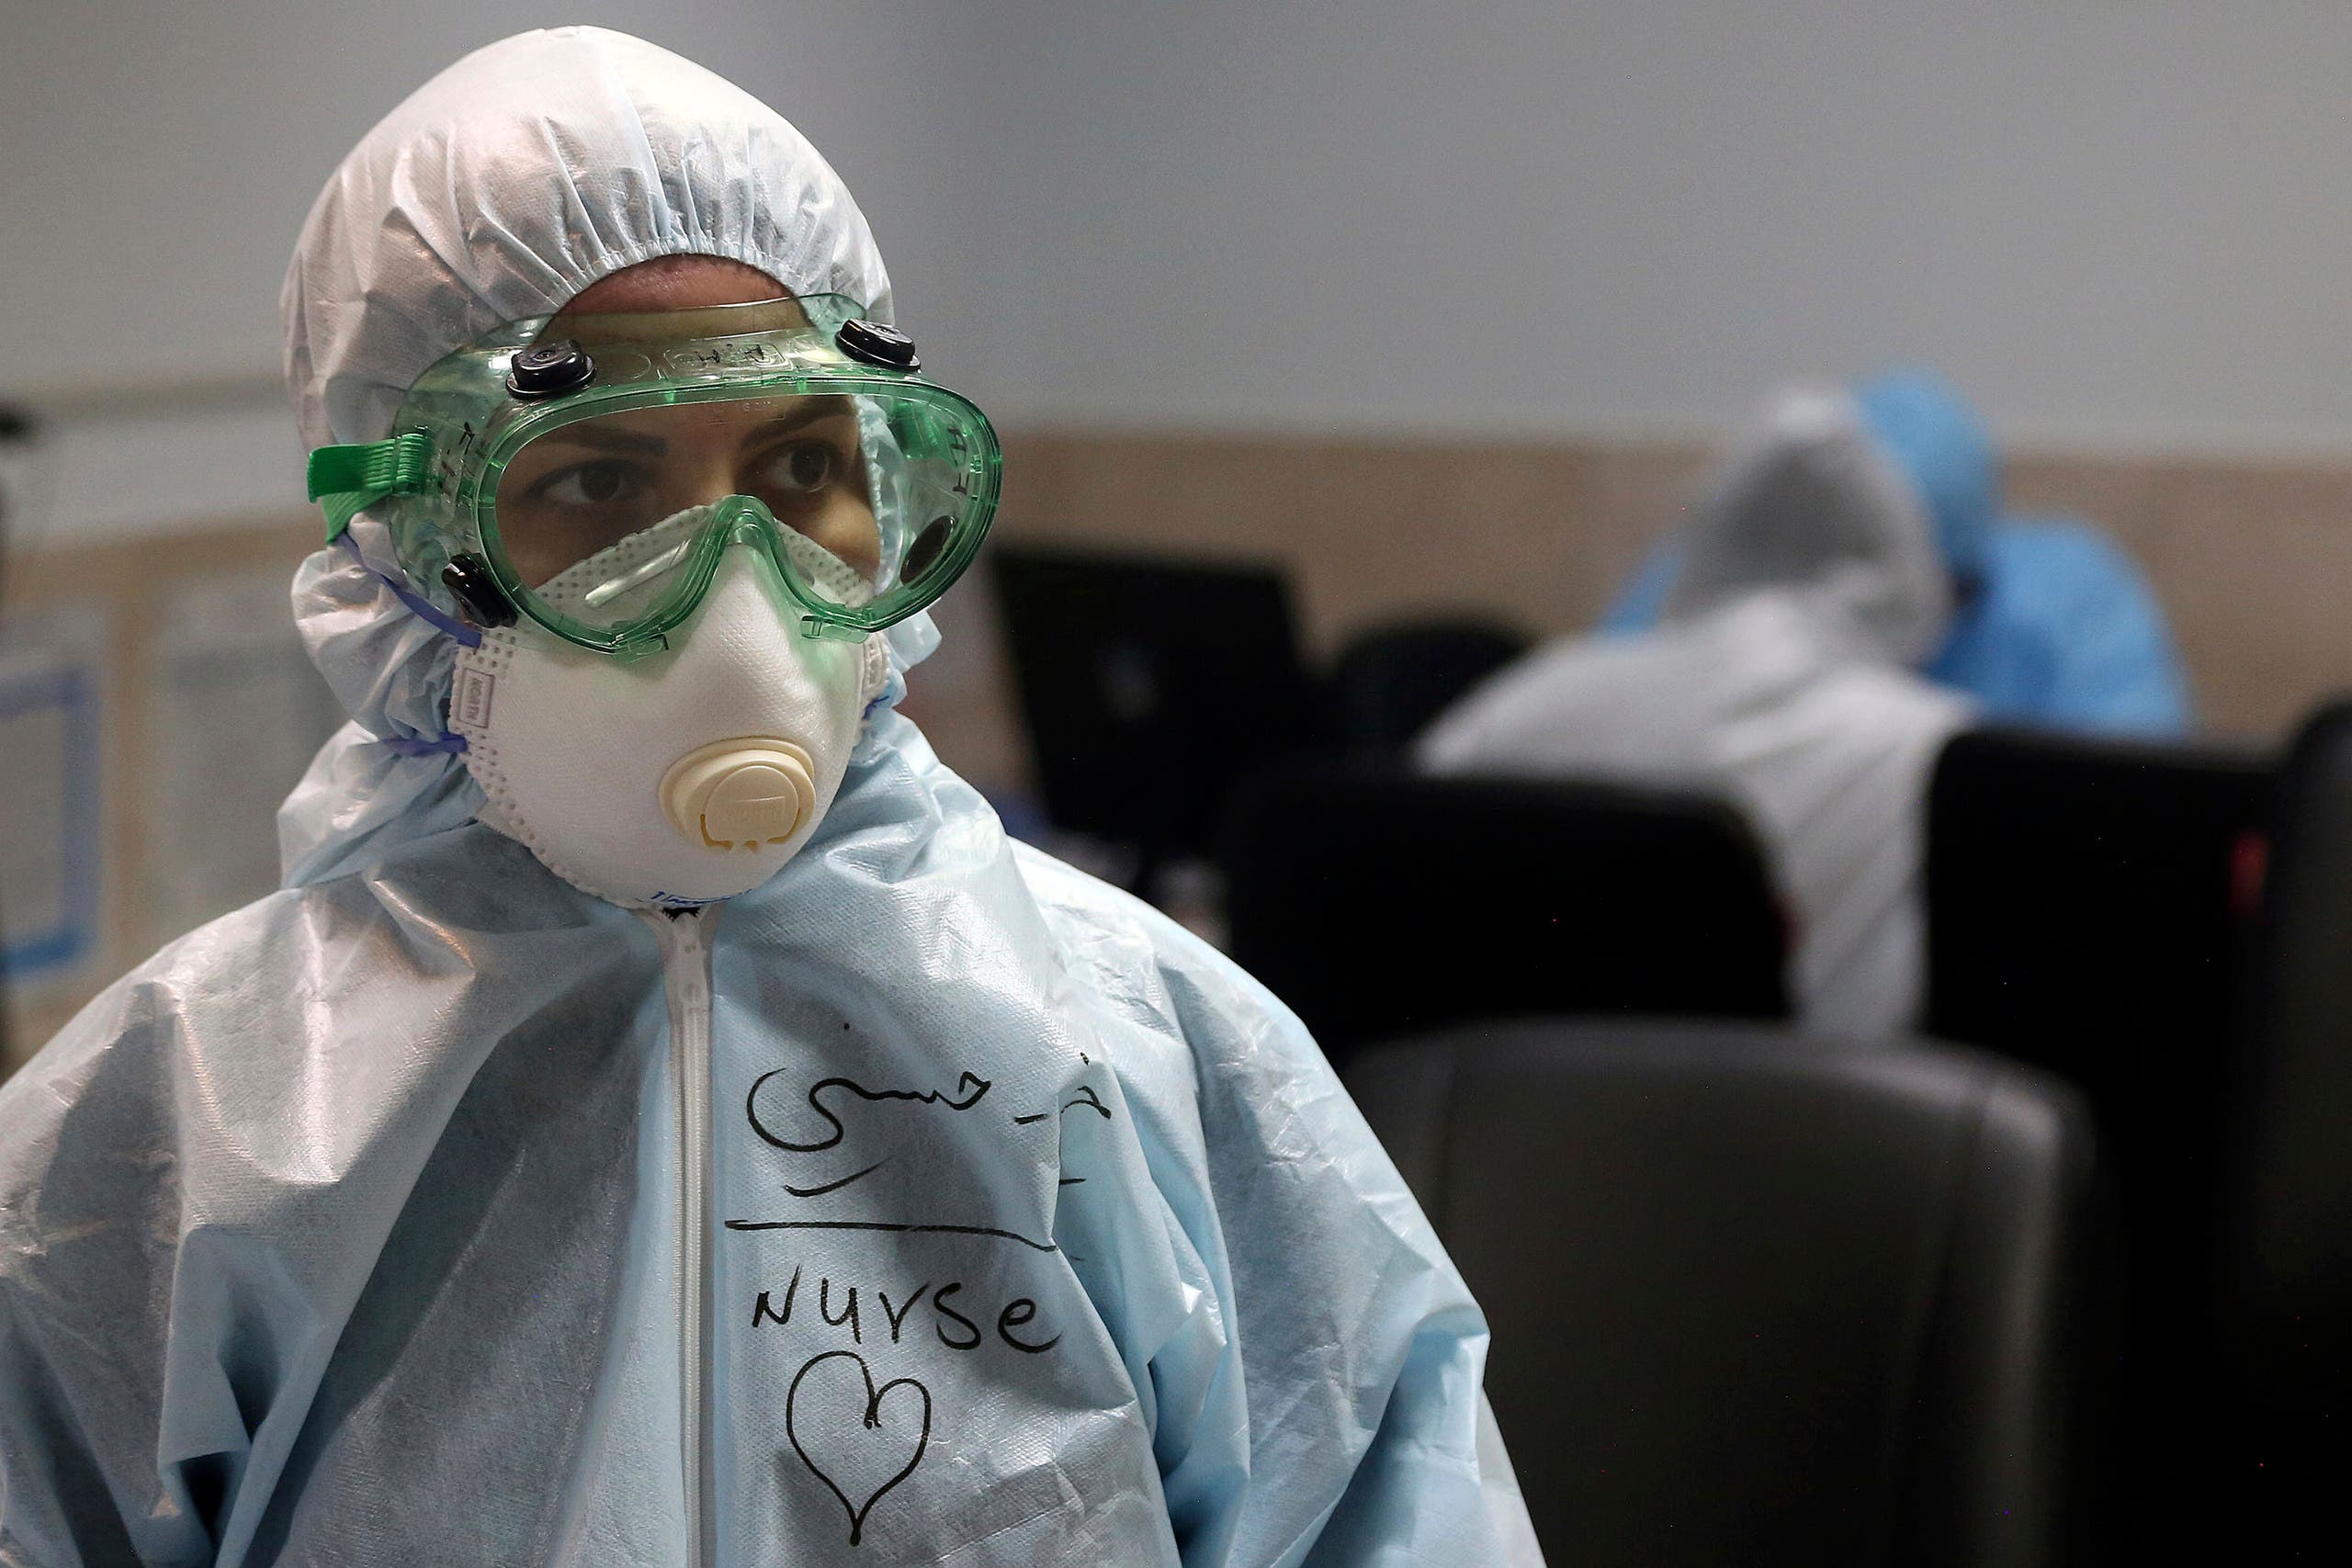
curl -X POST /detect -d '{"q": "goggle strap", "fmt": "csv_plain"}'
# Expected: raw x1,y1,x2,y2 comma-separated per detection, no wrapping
307,434,435,542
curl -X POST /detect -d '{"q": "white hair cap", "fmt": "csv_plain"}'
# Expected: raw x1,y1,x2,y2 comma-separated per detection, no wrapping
280,25,892,448
1665,383,1953,667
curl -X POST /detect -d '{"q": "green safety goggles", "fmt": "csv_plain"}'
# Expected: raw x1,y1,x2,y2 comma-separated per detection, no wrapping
306,294,1001,657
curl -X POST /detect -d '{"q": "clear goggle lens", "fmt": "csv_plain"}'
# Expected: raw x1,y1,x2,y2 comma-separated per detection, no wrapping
489,389,985,641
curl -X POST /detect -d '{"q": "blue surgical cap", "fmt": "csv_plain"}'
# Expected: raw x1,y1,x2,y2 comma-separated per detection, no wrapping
1853,368,1999,586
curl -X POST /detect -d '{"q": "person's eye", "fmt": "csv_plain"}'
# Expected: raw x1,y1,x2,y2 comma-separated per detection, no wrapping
754,440,842,496
526,459,643,508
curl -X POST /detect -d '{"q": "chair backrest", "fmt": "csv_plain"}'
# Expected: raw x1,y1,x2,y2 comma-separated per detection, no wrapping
1924,728,2270,1267
1322,617,1532,749
1923,728,2273,1530
1348,1021,2101,1568
1222,761,1788,1064
1925,726,2274,1068
2206,700,2352,1555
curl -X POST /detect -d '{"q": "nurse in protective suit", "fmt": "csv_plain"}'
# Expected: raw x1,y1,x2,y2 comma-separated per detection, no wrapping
1602,368,2194,739
0,28,1538,1567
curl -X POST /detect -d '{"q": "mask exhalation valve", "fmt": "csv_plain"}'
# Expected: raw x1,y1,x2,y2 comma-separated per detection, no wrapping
660,737,818,851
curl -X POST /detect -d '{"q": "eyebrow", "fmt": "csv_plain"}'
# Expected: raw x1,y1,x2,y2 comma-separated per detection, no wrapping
738,397,856,451
532,424,667,457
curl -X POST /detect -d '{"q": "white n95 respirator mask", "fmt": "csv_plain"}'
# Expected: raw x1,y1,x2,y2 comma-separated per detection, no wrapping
450,545,887,908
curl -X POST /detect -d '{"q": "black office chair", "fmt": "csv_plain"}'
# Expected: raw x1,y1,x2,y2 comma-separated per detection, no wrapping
1222,761,1788,1066
1925,727,2274,1068
1348,1021,2105,1568
1321,617,1531,749
1925,731,2269,1251
2205,700,2352,1557
1920,727,2279,1553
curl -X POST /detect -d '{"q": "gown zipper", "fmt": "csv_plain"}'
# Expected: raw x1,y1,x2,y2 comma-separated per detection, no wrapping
650,905,718,1568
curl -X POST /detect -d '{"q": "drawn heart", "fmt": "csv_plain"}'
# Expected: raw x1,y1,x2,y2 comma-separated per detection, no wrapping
786,1350,933,1546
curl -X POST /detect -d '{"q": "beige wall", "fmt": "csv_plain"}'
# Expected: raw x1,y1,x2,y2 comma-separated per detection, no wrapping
2001,452,2352,739
903,432,2352,802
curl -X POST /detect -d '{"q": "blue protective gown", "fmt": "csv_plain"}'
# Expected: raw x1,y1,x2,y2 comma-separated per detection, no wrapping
1601,371,2193,739
0,705,1530,1565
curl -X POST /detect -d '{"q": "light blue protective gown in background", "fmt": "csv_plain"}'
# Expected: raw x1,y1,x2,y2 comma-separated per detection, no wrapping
0,28,1536,1567
1601,370,2193,739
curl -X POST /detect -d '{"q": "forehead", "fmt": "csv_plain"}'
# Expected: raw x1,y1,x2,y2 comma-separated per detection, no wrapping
541,256,808,346
560,254,790,313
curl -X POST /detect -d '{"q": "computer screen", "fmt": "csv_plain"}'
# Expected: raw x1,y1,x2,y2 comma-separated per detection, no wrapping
990,544,1314,863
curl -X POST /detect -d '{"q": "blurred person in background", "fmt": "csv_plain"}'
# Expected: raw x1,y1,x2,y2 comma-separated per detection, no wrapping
1421,384,1973,1038
1602,368,2193,739
0,28,1536,1564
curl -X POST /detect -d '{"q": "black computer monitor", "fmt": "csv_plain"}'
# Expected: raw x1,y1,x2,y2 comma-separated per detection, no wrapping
989,545,1313,874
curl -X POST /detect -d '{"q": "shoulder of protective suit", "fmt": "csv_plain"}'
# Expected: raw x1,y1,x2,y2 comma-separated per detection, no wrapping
3,885,309,1066
1986,515,2157,610
1992,514,2137,570
0,829,628,1131
1007,841,1317,1061
0,884,326,1215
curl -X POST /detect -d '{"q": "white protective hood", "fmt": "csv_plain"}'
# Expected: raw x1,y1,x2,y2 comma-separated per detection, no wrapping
283,26,891,452
276,25,937,887
1663,384,1953,667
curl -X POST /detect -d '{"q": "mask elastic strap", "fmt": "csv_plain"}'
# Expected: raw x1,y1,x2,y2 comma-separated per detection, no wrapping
382,731,469,757
334,534,481,649
328,534,478,758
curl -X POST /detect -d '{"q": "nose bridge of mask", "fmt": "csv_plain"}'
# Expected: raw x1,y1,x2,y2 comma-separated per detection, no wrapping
516,494,878,650
703,530,883,667
662,550,888,866
706,528,797,623
725,498,879,613
685,540,882,698
655,545,830,853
